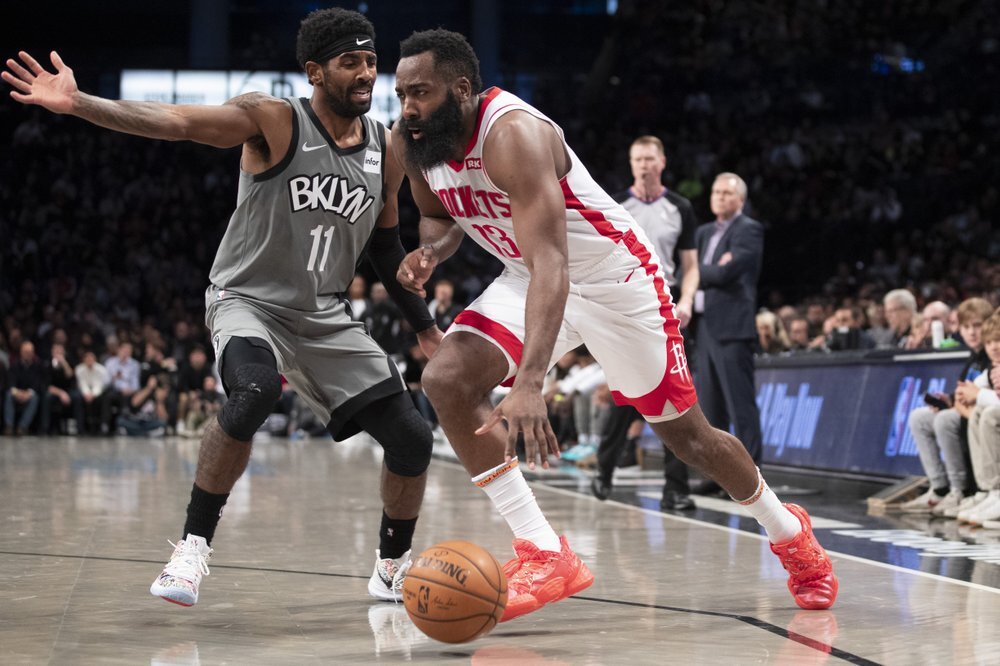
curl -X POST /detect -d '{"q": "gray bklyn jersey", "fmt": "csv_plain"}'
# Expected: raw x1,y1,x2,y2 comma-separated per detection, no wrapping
209,97,387,311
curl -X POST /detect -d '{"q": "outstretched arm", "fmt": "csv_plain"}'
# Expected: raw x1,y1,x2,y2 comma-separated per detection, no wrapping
4,50,266,148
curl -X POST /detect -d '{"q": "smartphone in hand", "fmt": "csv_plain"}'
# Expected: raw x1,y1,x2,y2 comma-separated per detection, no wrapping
923,393,950,410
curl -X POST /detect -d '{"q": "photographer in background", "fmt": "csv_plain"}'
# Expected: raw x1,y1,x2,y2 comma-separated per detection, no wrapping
116,372,170,437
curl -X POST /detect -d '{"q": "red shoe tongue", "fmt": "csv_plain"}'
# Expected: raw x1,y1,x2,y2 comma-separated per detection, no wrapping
512,539,542,558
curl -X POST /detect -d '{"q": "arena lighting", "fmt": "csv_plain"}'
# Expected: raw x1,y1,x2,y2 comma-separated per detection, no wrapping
119,70,401,126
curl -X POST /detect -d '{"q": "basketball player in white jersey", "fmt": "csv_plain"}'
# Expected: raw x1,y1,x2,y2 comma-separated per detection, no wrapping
392,29,838,620
4,9,442,608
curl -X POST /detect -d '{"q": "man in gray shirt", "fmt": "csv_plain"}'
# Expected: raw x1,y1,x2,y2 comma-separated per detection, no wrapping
595,136,700,510
5,8,440,607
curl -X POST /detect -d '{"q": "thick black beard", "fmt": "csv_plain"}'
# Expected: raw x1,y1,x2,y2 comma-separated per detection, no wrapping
399,92,465,170
323,82,371,118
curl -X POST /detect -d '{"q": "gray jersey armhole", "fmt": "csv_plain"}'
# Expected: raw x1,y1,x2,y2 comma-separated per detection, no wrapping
374,118,388,203
252,98,299,183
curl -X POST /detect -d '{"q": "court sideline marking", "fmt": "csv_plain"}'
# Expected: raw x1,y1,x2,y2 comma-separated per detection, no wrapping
0,549,872,664
497,460,1000,597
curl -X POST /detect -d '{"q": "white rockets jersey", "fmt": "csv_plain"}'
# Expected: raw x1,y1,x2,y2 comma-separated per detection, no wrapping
422,88,663,283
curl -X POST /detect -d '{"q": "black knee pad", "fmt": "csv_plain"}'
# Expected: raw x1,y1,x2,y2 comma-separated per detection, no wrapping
355,392,433,477
217,363,282,441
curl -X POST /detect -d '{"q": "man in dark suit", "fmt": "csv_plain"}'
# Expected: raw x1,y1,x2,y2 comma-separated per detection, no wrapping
693,172,764,472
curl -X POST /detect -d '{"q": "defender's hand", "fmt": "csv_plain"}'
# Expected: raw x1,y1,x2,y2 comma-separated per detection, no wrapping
3,51,78,114
476,386,560,470
397,245,437,298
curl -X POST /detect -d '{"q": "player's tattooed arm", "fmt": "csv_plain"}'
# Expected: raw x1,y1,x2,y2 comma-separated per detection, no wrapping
3,50,266,148
70,90,267,148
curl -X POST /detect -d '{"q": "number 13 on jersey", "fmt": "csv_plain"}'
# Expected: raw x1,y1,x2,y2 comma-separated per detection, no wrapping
471,223,521,258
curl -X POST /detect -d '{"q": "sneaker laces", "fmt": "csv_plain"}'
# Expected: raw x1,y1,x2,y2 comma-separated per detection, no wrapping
391,558,412,595
163,538,211,579
377,556,411,602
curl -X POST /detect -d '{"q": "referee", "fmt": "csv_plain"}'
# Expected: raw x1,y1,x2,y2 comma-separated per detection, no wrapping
592,135,700,511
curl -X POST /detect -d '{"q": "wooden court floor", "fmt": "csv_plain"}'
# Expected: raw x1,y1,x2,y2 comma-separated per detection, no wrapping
1,435,997,665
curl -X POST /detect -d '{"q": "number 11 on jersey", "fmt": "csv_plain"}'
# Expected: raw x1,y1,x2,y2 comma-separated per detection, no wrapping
307,224,334,272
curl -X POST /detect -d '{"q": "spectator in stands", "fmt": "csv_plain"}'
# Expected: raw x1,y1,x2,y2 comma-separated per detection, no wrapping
348,274,371,322
947,308,961,339
170,321,197,364
117,373,170,437
0,330,10,370
805,302,828,340
776,305,799,338
787,316,812,352
75,350,110,435
906,301,952,349
365,282,404,356
826,306,876,351
952,310,1000,525
183,376,225,439
427,279,462,331
3,340,45,436
755,310,790,355
901,298,994,515
103,341,140,434
551,347,608,462
40,342,79,435
176,345,213,435
865,303,895,348
882,289,917,349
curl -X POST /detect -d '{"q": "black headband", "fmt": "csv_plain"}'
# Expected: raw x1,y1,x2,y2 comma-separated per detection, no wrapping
312,35,376,63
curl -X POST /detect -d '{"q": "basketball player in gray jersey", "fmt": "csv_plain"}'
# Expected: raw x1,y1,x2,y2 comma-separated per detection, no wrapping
4,8,441,607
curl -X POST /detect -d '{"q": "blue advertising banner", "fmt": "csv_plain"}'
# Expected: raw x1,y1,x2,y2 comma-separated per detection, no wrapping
755,352,969,476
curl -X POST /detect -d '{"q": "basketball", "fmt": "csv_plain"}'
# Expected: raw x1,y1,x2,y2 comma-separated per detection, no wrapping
402,540,508,643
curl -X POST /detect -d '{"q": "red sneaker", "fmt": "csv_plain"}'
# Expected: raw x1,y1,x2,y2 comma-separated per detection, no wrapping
770,504,839,610
499,535,594,622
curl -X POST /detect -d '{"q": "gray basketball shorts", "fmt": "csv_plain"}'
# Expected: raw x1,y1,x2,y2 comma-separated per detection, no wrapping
205,286,405,440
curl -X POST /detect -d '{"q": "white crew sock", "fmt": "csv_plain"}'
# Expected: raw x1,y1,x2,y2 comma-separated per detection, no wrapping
733,468,802,544
473,460,561,552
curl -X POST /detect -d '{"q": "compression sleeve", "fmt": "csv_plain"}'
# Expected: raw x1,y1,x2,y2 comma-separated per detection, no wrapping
367,226,436,333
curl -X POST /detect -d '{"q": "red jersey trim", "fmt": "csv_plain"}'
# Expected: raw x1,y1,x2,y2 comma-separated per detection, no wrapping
561,180,697,417
447,87,503,172
451,309,523,388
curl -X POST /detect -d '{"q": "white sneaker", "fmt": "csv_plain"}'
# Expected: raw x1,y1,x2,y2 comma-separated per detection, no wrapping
944,492,987,518
367,549,412,601
967,492,1000,526
150,535,212,606
899,488,941,513
930,490,964,516
956,494,990,521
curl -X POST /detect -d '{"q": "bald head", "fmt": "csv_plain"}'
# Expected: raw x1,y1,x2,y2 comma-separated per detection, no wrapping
921,301,950,323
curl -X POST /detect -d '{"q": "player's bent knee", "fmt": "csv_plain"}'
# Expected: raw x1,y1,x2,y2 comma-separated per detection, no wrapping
422,355,494,409
217,363,282,441
370,396,434,477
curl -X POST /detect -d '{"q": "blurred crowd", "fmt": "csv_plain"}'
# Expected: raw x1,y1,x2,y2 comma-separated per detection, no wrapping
2,0,999,438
